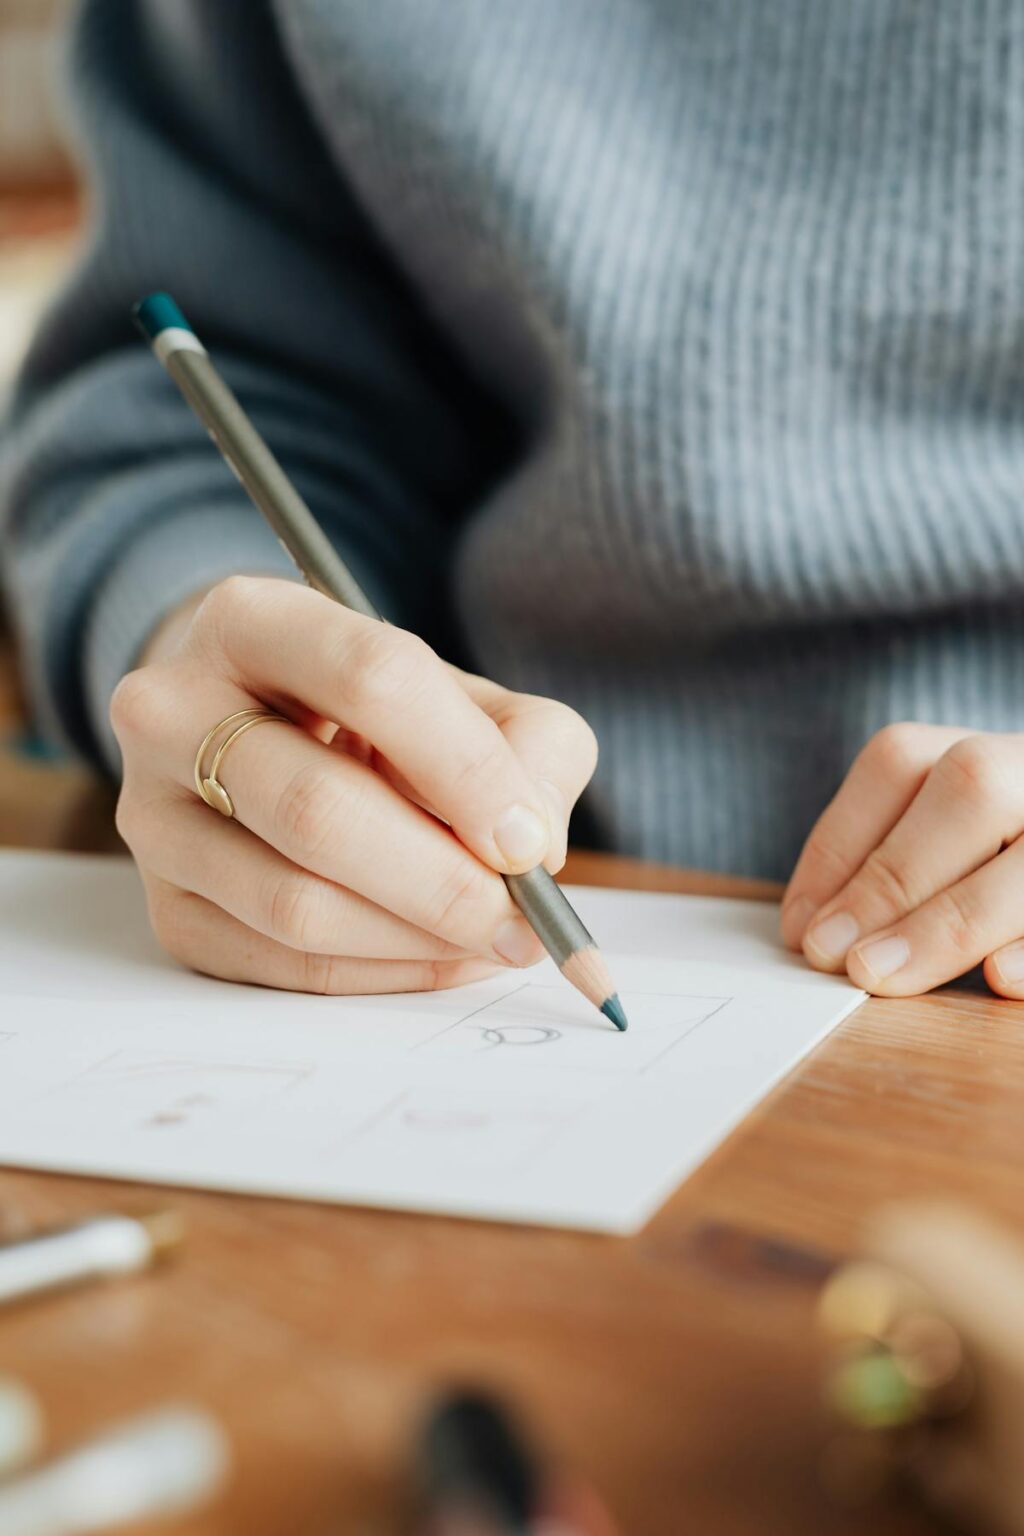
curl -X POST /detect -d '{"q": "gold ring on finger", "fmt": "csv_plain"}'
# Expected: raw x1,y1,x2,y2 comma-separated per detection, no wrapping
193,708,288,819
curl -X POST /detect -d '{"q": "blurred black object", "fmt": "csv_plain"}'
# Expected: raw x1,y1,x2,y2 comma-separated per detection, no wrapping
417,1390,538,1535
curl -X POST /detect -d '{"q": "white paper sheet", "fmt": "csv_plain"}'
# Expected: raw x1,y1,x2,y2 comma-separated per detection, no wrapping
0,852,863,1232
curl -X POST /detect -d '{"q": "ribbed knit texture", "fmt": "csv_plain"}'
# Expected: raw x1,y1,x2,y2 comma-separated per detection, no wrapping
4,0,1024,878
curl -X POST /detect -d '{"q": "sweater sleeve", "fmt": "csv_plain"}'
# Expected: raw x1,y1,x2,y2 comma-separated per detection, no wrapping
0,0,509,772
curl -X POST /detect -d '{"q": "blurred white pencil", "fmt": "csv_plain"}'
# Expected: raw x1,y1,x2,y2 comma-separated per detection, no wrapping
0,1407,229,1536
0,1212,183,1308
0,1379,43,1480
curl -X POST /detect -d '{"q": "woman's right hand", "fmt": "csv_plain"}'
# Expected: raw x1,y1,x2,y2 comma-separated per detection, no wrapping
111,576,599,995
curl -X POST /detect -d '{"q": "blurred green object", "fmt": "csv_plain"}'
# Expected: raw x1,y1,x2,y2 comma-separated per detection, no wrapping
12,729,63,761
827,1350,923,1430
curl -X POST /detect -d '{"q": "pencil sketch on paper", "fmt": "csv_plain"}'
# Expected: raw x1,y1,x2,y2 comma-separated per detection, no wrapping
343,1084,586,1173
59,1050,312,1131
417,983,729,1073
416,1020,566,1056
481,1025,561,1047
0,853,869,1231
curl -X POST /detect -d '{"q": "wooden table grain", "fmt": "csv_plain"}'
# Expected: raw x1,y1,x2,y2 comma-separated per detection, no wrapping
1,721,1021,1535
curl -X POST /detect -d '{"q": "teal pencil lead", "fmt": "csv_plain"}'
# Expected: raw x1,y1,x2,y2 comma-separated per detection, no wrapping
601,994,628,1032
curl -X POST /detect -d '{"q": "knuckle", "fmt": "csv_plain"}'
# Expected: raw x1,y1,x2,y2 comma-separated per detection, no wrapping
109,668,166,744
299,950,345,995
941,735,1007,805
265,872,330,952
338,626,435,712
543,701,599,777
859,845,919,913
193,575,269,655
276,762,347,863
297,955,451,997
113,785,142,849
419,959,451,993
511,696,600,772
933,884,986,959
116,782,172,859
798,826,850,886
425,857,495,943
201,574,261,624
575,717,600,778
390,959,454,994
445,731,511,799
864,722,925,778
148,886,194,963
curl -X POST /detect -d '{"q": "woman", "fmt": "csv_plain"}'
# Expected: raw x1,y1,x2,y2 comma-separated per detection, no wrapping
4,0,1024,1001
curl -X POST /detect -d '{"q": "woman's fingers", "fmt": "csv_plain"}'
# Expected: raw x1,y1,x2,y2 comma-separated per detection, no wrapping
843,832,1024,996
189,578,557,874
223,727,545,965
113,676,545,968
111,575,605,996
127,790,475,962
326,669,599,871
780,723,969,949
801,733,1024,975
462,670,599,872
143,875,504,996
784,723,1024,997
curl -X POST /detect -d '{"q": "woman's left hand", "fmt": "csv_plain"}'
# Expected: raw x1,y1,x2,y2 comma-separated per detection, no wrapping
781,724,1024,996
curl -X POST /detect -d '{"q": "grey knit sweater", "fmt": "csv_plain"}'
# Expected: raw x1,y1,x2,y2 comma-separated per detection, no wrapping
4,0,1024,879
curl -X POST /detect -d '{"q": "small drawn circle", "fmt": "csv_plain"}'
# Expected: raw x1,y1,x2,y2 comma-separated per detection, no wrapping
481,1025,561,1047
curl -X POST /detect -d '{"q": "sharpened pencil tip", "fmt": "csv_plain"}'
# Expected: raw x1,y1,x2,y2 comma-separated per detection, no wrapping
601,994,628,1032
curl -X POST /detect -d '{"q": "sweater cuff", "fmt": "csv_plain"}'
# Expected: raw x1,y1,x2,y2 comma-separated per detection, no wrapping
84,502,294,775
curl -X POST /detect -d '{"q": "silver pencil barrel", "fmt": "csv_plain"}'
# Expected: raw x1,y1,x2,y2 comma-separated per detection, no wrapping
166,348,380,620
505,865,594,967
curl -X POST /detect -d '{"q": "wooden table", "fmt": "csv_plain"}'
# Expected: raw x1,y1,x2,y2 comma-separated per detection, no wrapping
2,722,1022,1535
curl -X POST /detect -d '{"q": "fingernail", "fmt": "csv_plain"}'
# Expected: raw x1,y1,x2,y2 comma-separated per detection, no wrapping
493,916,546,968
493,804,549,868
994,941,1024,984
855,934,910,981
805,911,859,965
781,894,818,947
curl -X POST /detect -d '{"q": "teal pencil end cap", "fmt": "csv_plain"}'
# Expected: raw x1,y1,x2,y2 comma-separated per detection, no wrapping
132,291,191,341
601,994,628,1032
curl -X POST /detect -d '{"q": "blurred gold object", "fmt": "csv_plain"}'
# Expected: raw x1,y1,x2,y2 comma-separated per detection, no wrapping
137,1209,187,1262
820,1262,971,1430
818,1260,931,1344
818,1203,1024,1534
